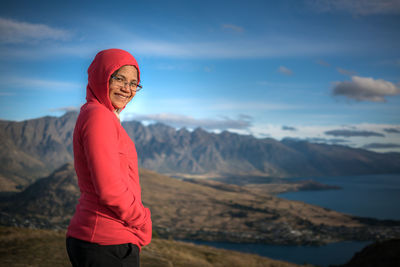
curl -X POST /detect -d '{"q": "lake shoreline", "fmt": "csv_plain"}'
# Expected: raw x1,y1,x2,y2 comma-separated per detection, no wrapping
180,239,372,267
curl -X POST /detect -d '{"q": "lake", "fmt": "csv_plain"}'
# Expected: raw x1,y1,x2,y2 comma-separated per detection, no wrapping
186,239,371,267
279,173,400,221
187,173,400,266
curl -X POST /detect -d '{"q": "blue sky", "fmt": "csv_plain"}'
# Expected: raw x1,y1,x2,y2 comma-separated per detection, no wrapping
1,0,400,152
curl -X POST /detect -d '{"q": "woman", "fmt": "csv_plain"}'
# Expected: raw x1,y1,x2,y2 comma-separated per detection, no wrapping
66,49,152,267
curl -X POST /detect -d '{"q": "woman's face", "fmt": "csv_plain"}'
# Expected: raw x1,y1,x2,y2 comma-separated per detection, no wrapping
109,65,138,109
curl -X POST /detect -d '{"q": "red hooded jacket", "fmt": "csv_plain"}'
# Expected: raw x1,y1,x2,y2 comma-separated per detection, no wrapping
67,49,152,249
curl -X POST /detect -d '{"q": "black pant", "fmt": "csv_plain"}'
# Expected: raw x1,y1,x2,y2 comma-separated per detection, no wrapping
66,237,140,267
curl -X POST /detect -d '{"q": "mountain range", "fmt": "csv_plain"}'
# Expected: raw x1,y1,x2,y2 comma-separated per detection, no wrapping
1,111,400,247
1,111,399,191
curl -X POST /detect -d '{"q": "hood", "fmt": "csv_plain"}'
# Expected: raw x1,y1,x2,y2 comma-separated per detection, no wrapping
86,48,141,112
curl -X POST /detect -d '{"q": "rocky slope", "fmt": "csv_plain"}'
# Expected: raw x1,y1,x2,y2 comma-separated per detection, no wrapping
0,112,77,191
1,164,399,246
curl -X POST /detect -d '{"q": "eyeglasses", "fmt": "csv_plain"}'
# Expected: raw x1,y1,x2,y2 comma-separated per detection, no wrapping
110,75,143,92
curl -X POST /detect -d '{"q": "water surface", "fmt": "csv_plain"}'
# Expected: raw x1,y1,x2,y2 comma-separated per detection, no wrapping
186,240,371,266
279,174,400,220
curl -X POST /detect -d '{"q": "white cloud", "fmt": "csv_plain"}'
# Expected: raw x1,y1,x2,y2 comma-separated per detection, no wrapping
145,98,302,113
325,129,385,137
221,24,244,33
332,76,400,102
306,0,400,15
0,34,349,60
282,125,297,131
249,123,400,152
122,112,252,130
49,106,80,113
0,17,72,44
157,38,345,58
207,101,300,111
0,17,355,60
278,66,293,76
1,76,82,91
303,137,349,144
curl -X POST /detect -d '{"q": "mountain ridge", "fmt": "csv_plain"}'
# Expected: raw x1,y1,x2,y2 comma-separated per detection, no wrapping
1,111,399,191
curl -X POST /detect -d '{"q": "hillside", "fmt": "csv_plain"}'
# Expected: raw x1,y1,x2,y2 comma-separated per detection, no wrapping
3,225,398,267
341,238,400,267
0,112,76,191
1,163,399,246
0,226,305,267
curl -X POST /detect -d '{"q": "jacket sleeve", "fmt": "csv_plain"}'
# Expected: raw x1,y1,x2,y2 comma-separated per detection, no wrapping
81,107,150,228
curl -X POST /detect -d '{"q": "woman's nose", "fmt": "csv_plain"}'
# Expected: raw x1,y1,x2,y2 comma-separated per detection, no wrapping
120,84,130,92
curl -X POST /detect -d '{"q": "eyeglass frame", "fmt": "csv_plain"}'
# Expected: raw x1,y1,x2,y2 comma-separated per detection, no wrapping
110,74,143,92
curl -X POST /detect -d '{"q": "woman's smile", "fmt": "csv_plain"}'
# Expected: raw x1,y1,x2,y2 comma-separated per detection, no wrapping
114,92,130,100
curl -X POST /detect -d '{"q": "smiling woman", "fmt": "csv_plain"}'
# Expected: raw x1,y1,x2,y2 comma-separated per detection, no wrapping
66,49,152,267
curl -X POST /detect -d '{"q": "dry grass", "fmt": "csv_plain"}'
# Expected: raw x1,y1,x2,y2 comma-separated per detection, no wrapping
0,226,70,267
0,226,309,267
139,168,362,241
